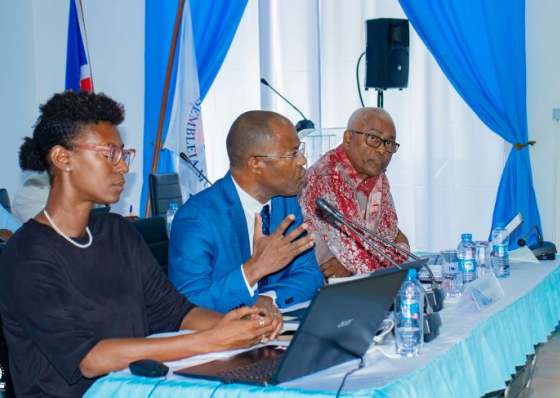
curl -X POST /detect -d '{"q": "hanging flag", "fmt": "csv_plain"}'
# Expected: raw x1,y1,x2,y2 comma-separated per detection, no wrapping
65,0,93,91
164,0,209,199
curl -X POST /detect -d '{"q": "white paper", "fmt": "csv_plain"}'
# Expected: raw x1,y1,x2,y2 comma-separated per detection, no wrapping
457,272,504,312
280,300,310,313
509,246,540,264
328,273,370,285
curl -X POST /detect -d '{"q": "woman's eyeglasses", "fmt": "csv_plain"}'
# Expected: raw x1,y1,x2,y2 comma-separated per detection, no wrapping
73,144,136,166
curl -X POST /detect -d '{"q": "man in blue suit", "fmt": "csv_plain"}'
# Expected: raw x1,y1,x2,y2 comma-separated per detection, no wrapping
169,110,324,336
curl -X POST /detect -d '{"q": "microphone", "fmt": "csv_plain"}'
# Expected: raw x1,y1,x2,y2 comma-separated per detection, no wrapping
517,224,543,247
517,224,556,260
315,198,400,267
315,198,442,305
260,78,315,132
315,198,443,342
179,152,213,187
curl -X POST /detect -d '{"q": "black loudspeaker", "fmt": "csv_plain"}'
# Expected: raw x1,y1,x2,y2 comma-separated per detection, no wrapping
365,18,409,89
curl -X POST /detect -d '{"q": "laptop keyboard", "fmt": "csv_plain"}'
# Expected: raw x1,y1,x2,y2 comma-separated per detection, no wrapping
217,357,282,381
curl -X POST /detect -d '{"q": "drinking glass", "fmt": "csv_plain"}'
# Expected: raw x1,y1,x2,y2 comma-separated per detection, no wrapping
441,249,462,298
475,240,491,277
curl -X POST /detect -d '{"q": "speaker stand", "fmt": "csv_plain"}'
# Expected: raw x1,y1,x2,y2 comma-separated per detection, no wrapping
377,89,384,108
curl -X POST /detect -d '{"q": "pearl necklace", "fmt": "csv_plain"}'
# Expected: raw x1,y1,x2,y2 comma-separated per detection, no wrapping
43,208,93,249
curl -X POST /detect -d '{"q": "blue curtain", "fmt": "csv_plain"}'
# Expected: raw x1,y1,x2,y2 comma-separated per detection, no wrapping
190,0,248,101
141,0,248,215
399,0,541,248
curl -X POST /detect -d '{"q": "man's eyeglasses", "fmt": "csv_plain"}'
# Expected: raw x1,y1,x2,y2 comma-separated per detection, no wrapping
348,130,400,153
254,142,306,162
73,144,136,166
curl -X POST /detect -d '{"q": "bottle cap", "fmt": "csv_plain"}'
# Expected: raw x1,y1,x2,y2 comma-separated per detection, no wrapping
407,269,417,279
495,222,505,228
461,233,472,240
170,203,179,210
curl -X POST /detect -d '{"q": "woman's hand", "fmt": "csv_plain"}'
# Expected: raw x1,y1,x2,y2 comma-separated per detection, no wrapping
253,296,283,340
207,306,274,351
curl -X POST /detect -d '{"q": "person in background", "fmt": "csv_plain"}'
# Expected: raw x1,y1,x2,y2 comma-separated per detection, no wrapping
169,110,323,319
11,171,50,223
0,91,272,398
0,204,20,242
300,107,409,280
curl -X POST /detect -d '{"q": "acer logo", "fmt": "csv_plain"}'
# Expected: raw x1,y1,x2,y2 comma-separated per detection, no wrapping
337,318,354,328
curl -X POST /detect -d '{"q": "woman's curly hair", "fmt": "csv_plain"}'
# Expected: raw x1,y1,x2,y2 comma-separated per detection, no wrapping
19,90,125,172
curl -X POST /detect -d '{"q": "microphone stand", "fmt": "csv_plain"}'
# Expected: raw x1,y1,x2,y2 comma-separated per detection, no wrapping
517,224,556,260
316,198,442,342
260,78,315,132
334,209,439,290
179,152,213,187
326,205,443,309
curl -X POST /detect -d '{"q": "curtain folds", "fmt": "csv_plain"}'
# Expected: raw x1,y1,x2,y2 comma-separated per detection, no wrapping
399,0,541,248
190,0,248,101
141,0,247,214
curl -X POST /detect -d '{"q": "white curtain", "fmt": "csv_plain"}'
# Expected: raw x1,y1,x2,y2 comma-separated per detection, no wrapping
203,0,506,252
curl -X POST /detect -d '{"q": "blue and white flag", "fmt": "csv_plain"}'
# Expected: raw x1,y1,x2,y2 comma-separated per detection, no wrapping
164,0,209,199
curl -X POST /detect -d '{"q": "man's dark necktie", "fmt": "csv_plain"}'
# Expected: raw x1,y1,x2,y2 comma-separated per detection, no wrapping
258,204,271,289
260,204,270,236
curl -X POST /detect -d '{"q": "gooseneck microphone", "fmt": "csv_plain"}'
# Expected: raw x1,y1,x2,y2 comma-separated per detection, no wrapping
516,224,556,260
315,198,443,342
260,78,315,132
517,224,544,247
316,198,430,265
315,198,400,267
316,198,438,292
179,152,213,186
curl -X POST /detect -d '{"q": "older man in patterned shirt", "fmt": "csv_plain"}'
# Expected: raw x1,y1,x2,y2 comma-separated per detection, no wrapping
299,107,409,280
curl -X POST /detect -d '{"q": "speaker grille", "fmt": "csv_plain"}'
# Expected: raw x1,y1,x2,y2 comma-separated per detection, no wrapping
387,48,409,87
365,18,409,89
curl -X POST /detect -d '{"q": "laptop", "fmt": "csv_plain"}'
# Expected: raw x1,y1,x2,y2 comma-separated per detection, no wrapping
174,267,408,386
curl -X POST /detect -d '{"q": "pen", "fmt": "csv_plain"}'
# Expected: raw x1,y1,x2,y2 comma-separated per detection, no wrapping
129,205,133,216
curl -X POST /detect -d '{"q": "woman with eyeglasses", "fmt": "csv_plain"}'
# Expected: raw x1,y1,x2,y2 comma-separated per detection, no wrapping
0,91,272,398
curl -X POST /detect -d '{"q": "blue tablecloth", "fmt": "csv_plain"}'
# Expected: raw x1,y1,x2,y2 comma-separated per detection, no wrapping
85,259,560,397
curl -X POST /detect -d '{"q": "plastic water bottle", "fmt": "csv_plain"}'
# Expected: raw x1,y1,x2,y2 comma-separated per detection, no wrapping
395,269,424,357
491,223,510,278
166,203,179,235
457,233,477,284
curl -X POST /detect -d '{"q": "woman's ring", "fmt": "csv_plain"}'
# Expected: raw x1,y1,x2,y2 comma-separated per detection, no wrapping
259,317,265,327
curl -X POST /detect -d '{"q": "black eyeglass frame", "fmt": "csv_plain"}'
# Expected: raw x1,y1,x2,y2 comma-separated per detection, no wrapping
347,130,400,153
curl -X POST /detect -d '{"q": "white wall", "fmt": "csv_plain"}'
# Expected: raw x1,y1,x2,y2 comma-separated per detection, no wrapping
526,0,560,242
0,0,144,216
0,1,38,196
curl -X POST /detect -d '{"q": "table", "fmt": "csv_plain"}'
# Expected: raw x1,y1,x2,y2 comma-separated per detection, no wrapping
84,259,560,397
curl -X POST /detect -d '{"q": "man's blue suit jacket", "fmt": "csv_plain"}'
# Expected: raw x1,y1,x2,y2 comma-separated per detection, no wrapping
168,172,324,313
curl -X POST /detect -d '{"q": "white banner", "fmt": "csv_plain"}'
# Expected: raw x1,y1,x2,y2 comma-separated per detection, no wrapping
164,0,209,199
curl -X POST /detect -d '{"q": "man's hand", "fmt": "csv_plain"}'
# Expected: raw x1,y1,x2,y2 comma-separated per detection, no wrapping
320,257,353,282
253,296,283,341
243,213,315,285
0,229,12,242
395,229,409,245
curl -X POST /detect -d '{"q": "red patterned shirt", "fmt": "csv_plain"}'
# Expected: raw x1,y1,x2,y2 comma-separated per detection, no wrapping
300,145,409,273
